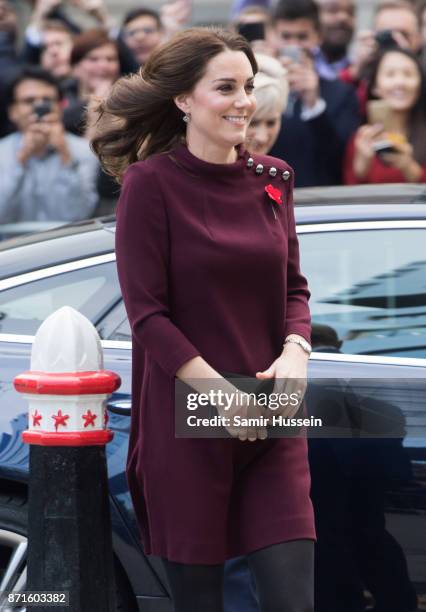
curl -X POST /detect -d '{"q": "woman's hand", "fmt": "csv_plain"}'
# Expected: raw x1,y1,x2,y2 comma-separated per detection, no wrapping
161,0,192,39
216,388,268,442
353,124,383,180
381,141,423,182
256,343,309,421
176,357,268,442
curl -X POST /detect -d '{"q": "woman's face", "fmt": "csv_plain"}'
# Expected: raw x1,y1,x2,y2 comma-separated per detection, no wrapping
178,50,257,158
122,15,162,66
374,51,421,112
246,109,282,155
41,30,73,78
75,43,120,89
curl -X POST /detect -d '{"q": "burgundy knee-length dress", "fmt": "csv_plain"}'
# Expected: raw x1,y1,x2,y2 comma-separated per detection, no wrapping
115,140,316,564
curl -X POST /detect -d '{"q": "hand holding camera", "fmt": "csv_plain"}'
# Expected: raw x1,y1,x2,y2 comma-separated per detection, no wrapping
280,48,319,109
379,139,422,181
31,0,62,26
354,123,421,182
365,99,419,178
18,100,70,165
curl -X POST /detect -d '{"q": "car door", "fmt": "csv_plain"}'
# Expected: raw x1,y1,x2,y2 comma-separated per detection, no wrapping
98,219,426,609
298,219,426,611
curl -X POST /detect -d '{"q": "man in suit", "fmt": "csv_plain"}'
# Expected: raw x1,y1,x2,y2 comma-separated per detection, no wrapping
315,0,356,79
269,0,360,186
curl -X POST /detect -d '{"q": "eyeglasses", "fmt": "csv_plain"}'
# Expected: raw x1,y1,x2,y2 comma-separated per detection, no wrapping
124,25,159,38
13,96,59,106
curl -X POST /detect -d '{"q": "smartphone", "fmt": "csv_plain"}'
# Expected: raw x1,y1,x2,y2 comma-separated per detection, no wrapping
375,29,398,50
279,45,303,64
33,100,53,120
366,99,394,130
372,140,398,156
237,22,265,42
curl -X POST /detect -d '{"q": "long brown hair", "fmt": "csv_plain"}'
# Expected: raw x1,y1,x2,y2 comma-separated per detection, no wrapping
90,27,258,183
365,47,426,165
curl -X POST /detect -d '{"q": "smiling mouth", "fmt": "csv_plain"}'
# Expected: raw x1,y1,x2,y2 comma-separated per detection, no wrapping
223,116,247,125
388,91,410,99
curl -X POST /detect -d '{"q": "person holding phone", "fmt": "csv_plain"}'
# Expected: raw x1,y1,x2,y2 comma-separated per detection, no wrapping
268,0,360,186
234,5,277,57
0,66,98,223
91,26,315,612
340,2,422,114
344,47,426,184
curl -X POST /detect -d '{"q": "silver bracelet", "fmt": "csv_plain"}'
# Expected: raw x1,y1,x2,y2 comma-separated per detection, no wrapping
283,335,312,356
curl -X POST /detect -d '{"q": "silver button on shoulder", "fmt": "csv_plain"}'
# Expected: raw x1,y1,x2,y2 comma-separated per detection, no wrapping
282,170,291,181
269,167,277,177
255,164,264,175
246,157,254,168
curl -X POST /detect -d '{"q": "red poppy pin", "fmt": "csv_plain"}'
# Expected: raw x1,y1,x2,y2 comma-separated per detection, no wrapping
265,184,283,205
265,184,283,219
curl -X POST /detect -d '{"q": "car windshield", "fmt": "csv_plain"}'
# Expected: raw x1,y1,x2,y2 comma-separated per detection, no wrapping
299,227,426,358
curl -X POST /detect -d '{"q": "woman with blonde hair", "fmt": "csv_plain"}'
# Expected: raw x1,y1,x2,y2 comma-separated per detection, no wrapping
246,53,289,154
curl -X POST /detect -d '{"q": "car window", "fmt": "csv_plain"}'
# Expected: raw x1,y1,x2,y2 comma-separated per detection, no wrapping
98,300,131,341
299,228,426,358
0,262,120,336
109,315,131,342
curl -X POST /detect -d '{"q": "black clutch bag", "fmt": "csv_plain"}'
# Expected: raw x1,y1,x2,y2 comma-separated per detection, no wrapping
219,371,304,437
220,371,275,397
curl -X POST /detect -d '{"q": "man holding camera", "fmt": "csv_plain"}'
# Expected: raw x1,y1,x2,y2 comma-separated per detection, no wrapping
341,0,422,96
269,0,360,186
0,66,98,224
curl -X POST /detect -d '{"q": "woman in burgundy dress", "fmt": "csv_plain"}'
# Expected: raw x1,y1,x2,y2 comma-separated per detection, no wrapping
92,27,315,612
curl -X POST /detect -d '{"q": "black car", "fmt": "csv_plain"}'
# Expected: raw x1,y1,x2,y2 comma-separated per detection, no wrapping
0,184,425,611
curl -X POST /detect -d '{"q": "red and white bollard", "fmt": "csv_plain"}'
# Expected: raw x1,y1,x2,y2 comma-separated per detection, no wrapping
16,305,119,446
14,306,121,612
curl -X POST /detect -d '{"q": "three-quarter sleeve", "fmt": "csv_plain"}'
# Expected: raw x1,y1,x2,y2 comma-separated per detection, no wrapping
115,162,201,377
283,170,312,344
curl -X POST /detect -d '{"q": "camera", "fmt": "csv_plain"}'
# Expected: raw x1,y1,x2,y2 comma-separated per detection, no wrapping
375,29,399,50
33,100,53,120
237,22,265,43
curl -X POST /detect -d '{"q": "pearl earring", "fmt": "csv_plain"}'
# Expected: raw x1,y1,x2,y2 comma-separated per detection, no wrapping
183,113,190,123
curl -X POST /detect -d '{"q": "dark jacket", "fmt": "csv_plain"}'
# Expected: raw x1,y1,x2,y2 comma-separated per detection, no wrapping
270,77,361,187
0,31,21,138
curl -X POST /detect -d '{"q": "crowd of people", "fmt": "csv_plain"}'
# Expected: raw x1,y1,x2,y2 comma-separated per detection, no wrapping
1,0,426,225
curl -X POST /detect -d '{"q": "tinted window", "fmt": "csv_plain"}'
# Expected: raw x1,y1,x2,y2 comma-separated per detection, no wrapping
109,316,131,342
0,263,120,335
299,228,426,358
98,300,131,341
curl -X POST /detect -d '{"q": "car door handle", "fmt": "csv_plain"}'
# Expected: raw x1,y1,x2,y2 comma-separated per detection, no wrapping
106,398,131,416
